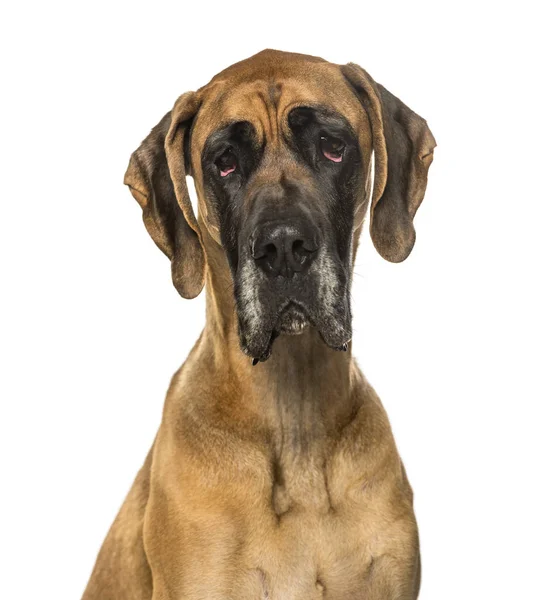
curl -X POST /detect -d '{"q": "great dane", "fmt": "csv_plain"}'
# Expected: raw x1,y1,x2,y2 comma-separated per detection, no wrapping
83,49,436,599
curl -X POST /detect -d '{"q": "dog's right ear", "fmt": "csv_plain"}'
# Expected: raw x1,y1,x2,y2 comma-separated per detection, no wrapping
124,93,205,299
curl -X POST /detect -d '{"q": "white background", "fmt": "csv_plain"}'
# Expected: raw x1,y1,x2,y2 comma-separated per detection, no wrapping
1,1,554,598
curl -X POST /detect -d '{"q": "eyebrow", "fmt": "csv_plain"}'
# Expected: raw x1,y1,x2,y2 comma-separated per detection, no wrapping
289,105,356,137
200,121,256,163
309,105,350,122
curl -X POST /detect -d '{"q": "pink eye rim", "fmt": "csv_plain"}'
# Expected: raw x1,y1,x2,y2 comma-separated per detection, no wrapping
215,148,238,177
320,135,345,163
219,164,236,177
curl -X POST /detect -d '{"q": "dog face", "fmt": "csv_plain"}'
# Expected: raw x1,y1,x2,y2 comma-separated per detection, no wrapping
125,51,436,362
194,59,372,360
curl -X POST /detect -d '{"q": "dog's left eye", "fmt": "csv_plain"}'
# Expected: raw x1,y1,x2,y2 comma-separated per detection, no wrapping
320,136,345,163
216,148,237,177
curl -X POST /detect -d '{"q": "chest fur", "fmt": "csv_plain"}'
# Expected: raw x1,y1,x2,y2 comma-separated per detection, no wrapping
146,433,417,600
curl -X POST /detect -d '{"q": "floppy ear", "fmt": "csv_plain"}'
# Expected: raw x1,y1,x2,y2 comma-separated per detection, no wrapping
342,63,436,262
124,92,205,298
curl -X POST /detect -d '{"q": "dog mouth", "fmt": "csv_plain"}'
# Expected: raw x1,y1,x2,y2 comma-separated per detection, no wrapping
237,290,352,364
234,242,352,363
245,302,313,365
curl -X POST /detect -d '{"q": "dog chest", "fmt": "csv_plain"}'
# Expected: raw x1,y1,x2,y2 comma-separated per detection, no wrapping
176,499,418,600
145,451,417,600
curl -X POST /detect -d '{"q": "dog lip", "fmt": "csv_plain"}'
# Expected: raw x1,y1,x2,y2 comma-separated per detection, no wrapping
240,324,279,363
317,325,352,351
236,258,352,361
241,302,309,361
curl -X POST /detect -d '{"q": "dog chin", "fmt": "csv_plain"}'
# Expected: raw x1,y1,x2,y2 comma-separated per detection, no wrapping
278,303,309,335
238,301,352,363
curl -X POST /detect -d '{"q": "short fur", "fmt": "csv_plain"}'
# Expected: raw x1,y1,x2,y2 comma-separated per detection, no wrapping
83,49,435,600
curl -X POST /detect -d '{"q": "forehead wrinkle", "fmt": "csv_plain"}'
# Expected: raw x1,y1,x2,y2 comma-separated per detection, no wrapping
192,72,372,178
269,81,282,107
253,90,278,146
198,82,278,147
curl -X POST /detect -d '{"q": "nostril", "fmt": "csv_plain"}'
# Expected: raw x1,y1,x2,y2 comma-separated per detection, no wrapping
291,239,307,263
291,238,318,263
252,240,273,261
253,241,280,267
264,242,278,264
292,239,304,254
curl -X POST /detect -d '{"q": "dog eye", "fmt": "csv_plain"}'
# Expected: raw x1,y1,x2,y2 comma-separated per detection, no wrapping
215,148,237,176
320,136,345,163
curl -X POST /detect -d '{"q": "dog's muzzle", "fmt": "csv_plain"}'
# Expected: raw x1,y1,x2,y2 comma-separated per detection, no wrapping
234,199,352,363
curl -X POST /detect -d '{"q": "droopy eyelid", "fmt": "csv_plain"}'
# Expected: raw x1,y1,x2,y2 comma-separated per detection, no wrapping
202,121,258,163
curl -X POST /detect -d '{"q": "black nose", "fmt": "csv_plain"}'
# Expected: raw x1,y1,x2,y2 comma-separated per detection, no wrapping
251,221,319,277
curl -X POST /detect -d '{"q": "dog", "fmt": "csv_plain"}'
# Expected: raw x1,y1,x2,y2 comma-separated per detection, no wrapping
83,49,436,600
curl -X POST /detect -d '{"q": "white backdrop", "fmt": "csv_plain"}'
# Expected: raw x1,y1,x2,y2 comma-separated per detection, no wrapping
1,1,554,598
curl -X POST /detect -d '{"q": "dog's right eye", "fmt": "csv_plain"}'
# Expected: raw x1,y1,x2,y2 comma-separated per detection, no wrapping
215,148,237,177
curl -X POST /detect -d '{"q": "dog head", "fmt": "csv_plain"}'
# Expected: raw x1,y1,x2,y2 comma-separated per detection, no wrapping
125,50,436,362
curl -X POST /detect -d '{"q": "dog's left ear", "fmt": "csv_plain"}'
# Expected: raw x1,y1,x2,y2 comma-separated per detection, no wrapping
342,63,436,262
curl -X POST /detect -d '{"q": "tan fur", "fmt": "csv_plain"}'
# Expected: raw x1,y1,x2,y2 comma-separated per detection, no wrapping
83,50,435,599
